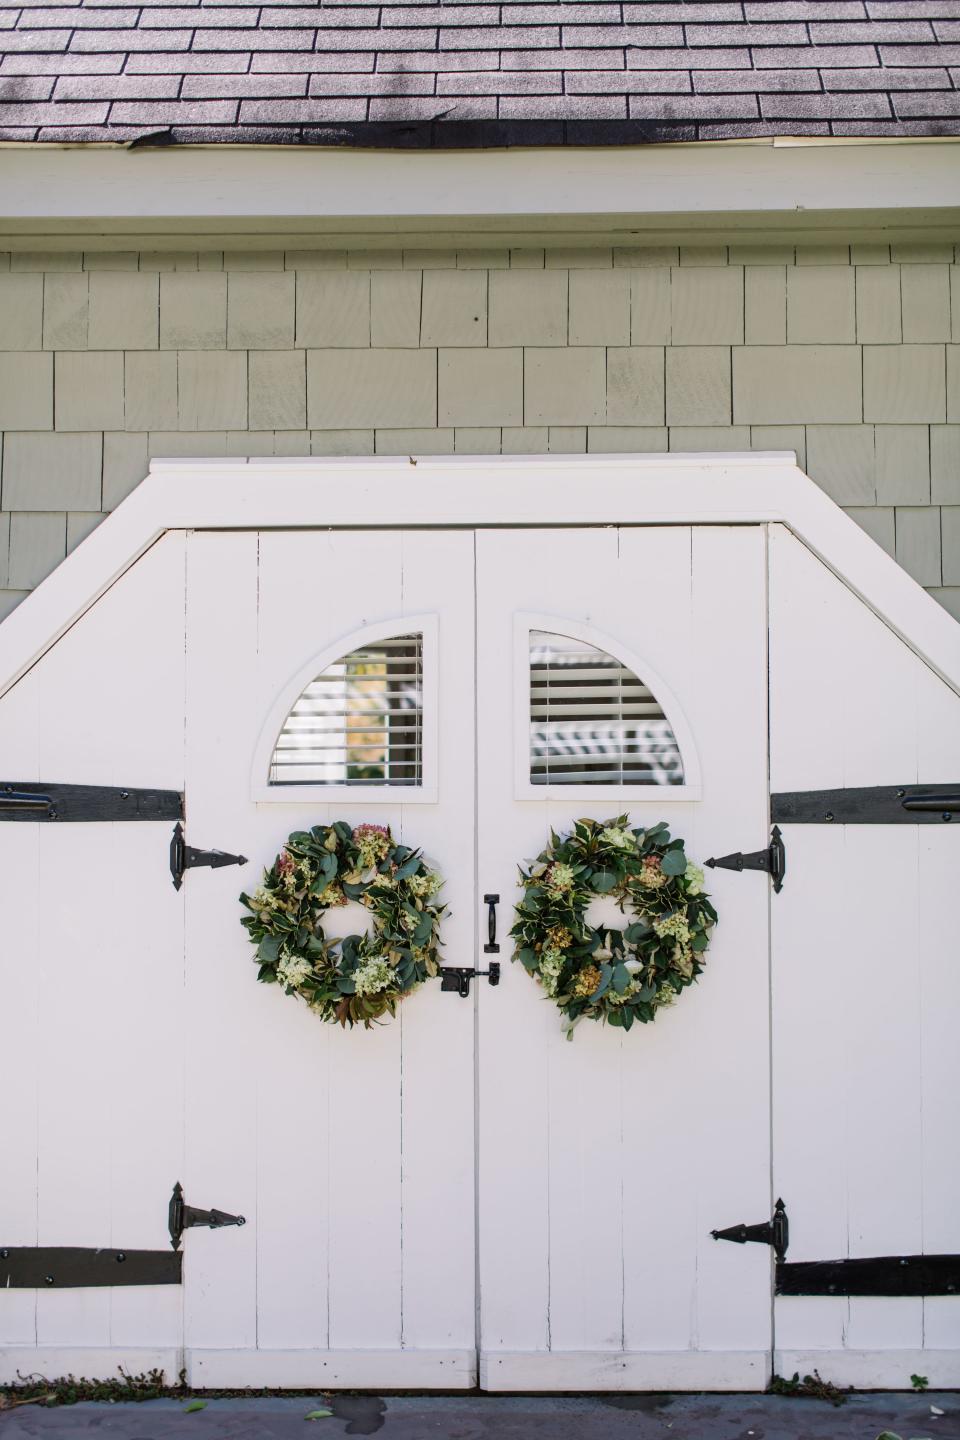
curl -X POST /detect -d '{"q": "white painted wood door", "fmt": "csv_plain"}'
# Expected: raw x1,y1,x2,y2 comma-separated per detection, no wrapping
182,529,477,1389
769,526,960,1389
475,526,772,1391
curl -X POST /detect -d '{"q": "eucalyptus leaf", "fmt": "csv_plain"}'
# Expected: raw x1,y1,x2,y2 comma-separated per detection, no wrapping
612,962,631,994
590,962,613,1002
592,869,617,893
258,934,283,963
660,848,688,876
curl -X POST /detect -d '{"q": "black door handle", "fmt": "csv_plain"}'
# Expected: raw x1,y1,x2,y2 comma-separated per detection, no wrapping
483,894,500,954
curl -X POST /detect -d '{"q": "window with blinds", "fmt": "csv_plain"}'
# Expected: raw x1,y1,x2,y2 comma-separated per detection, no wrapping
269,633,423,787
529,630,684,787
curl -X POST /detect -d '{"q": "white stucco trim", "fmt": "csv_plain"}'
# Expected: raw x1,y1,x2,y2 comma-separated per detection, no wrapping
0,139,957,240
0,453,956,700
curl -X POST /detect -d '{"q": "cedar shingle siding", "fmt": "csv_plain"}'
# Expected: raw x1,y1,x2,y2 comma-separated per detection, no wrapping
0,242,958,621
0,0,958,143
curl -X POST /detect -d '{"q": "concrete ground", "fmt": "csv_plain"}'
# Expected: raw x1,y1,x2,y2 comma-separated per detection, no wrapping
1,1392,958,1440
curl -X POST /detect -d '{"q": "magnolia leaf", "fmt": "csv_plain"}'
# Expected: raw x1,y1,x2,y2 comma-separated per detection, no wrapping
690,932,709,951
183,1401,207,1414
660,848,687,877
305,1409,334,1421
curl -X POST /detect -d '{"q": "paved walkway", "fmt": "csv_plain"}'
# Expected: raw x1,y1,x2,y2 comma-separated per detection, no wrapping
1,1392,958,1440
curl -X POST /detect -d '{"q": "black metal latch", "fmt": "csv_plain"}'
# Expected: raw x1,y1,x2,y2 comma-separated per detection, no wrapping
439,963,501,998
168,1182,245,1251
712,1197,789,1261
169,822,247,891
706,825,786,894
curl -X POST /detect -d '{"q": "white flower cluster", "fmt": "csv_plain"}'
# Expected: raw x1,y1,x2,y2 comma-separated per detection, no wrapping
653,912,691,944
538,948,565,998
353,957,394,996
684,862,706,896
407,870,441,899
600,825,637,852
277,953,313,989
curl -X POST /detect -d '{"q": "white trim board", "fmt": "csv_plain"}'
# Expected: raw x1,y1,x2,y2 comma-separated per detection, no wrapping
0,140,957,242
479,1349,770,1391
0,453,956,702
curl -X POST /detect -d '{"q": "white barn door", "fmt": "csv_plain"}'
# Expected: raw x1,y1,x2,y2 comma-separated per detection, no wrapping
182,528,477,1389
475,526,772,1391
769,526,960,1389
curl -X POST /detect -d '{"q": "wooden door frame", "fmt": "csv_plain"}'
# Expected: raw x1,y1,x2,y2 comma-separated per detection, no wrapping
0,454,956,705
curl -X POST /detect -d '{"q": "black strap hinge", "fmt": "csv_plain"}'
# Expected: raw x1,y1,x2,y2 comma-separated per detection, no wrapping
439,963,501,998
169,822,247,891
168,1182,245,1251
0,782,182,823
712,1198,789,1262
705,825,785,893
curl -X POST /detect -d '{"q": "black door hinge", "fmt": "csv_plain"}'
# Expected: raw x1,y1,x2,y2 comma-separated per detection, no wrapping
705,825,785,894
169,822,247,891
439,963,501,998
168,1182,246,1252
712,1197,789,1262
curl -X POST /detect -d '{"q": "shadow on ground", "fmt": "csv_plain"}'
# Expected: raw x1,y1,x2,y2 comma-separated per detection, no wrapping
1,1392,958,1440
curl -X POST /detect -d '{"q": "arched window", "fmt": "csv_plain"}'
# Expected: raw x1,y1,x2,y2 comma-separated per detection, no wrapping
269,632,423,787
528,629,684,788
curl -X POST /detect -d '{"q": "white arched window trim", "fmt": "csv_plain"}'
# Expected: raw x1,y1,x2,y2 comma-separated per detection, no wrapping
250,613,439,804
513,611,702,803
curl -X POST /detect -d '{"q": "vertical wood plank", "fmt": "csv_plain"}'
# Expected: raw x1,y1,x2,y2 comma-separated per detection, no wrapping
394,531,477,1358
183,529,260,1358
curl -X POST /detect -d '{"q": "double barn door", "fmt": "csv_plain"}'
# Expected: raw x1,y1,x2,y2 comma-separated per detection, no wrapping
183,524,771,1389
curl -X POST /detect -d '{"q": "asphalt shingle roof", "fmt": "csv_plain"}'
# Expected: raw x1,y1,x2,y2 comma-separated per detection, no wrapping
1,0,958,144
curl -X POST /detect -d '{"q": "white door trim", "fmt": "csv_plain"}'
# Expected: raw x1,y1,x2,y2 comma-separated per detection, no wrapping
0,454,956,704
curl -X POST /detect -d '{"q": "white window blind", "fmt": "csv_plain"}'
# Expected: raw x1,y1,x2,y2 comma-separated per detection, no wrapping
269,633,423,787
529,630,683,786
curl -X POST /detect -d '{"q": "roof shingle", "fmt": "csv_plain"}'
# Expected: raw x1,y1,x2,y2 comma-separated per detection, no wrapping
0,0,957,143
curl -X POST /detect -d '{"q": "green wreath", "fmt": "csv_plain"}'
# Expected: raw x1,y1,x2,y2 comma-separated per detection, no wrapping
510,814,716,1039
240,821,445,1029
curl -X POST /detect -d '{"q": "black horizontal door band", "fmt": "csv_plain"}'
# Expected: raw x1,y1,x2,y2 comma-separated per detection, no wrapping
777,1254,960,1298
0,783,183,822
0,1247,182,1288
772,784,960,825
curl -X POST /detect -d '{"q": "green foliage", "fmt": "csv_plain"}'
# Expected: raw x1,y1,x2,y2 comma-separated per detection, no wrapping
306,1409,334,1420
509,814,716,1039
768,1370,848,1406
239,821,446,1030
910,1374,929,1391
183,1400,207,1413
0,1368,182,1409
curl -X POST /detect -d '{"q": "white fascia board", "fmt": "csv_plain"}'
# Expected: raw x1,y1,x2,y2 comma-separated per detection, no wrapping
0,453,956,700
0,139,958,230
